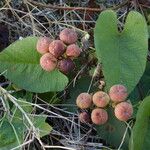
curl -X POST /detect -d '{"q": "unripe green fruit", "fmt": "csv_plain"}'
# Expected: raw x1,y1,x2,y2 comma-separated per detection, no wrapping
79,112,90,123
91,108,108,125
36,37,53,54
109,84,128,102
114,102,133,121
93,91,110,108
40,53,57,71
66,44,81,58
49,40,65,58
76,93,92,109
59,28,78,44
57,58,75,74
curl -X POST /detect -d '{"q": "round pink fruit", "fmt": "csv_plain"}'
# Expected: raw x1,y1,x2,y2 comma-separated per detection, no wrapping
36,37,53,54
79,112,90,123
59,28,78,44
93,91,110,108
40,53,57,71
49,40,65,58
76,93,92,109
91,108,108,125
66,44,81,58
109,84,128,102
57,58,75,74
114,102,133,121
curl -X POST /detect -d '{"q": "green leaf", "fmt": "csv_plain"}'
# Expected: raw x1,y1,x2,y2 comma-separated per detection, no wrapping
94,10,148,93
0,118,24,150
96,107,129,149
11,98,33,117
11,99,52,137
129,96,150,150
0,120,17,148
37,92,61,104
0,98,52,150
33,116,52,137
137,61,150,97
129,61,150,102
0,37,68,93
0,141,21,150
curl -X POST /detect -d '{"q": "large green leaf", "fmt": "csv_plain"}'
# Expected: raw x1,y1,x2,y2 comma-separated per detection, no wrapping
0,37,68,93
94,10,148,93
96,107,129,149
129,96,150,150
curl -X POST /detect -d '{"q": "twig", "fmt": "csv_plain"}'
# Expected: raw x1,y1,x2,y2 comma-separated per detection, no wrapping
27,0,129,12
118,121,132,150
87,63,101,93
44,145,76,150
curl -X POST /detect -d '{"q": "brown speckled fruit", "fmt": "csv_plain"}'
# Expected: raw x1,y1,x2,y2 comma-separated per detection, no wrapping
109,84,128,102
66,44,81,58
49,40,65,58
40,53,57,71
91,108,108,125
93,91,110,108
76,93,92,109
57,58,75,74
114,102,133,121
36,37,53,54
79,112,90,123
59,28,77,44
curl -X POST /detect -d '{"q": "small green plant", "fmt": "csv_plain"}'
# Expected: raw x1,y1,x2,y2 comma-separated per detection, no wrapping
93,10,148,149
0,8,149,150
0,87,52,150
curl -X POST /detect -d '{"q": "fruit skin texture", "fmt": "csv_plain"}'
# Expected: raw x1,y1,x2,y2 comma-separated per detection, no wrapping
36,37,53,54
49,40,65,58
59,28,78,44
76,93,92,109
109,84,128,102
93,91,110,108
66,44,81,58
91,108,108,125
114,102,133,121
57,58,75,74
40,53,57,71
79,112,90,123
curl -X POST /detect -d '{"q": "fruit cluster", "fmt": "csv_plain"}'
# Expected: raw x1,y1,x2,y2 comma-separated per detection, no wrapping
36,28,81,74
76,84,133,125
